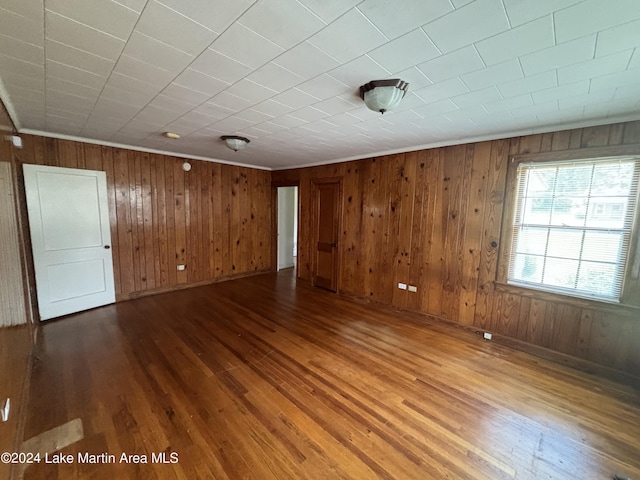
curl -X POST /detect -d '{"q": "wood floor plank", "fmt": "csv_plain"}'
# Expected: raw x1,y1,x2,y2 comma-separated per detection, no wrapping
17,270,640,480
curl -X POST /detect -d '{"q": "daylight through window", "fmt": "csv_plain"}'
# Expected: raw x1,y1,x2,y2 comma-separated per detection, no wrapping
508,156,640,301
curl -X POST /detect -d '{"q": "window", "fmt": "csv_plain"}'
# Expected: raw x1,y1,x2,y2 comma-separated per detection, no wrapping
507,156,640,302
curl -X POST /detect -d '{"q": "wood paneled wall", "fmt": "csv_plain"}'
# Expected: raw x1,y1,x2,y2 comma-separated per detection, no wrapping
11,135,272,302
273,121,640,376
0,161,27,326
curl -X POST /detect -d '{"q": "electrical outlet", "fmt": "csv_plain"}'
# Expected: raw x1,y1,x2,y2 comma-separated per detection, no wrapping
1,398,10,422
408,285,417,292
177,265,186,271
398,282,407,290
483,332,492,340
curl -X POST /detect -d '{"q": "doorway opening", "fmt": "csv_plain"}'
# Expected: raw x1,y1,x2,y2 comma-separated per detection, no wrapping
277,186,298,273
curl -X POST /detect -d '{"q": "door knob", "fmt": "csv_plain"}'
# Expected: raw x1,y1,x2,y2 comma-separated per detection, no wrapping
104,245,111,249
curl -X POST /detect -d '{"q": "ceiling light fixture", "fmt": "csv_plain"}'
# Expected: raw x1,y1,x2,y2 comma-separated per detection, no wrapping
163,131,180,139
360,79,409,114
221,135,250,152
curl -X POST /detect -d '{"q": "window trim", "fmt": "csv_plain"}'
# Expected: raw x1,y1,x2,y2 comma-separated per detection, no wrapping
497,146,640,308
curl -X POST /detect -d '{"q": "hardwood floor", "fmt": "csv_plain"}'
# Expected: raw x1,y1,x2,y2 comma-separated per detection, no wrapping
18,270,640,479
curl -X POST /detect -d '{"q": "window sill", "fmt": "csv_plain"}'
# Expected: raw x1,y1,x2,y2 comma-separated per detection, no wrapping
494,282,640,314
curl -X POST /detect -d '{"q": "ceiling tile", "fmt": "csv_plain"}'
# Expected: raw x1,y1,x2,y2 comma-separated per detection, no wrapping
422,0,510,54
368,28,440,74
161,83,211,105
296,75,351,101
238,0,325,49
308,8,388,64
208,91,254,112
417,45,484,83
555,0,640,44
233,108,274,124
557,50,633,85
590,67,640,91
393,67,432,90
461,59,522,91
46,60,107,89
272,88,320,109
1,0,44,21
133,105,183,124
113,55,175,86
328,55,390,91
121,32,194,73
251,99,294,117
91,97,140,120
246,63,305,93
112,0,147,14
273,41,340,80
451,86,502,109
46,90,96,111
629,48,640,69
359,0,452,39
497,71,557,98
46,0,139,40
0,35,43,65
502,0,584,27
0,7,44,46
209,115,256,132
296,0,360,23
225,79,277,104
173,69,229,97
475,16,554,66
520,35,596,75
46,76,99,100
210,22,283,69
105,72,162,97
191,101,234,119
2,70,45,93
101,84,157,107
531,80,590,103
558,90,615,110
156,0,255,33
47,40,114,77
313,96,359,115
413,77,469,103
483,94,533,114
189,49,252,84
45,11,125,61
148,94,198,114
135,1,218,56
596,19,640,57
268,114,308,128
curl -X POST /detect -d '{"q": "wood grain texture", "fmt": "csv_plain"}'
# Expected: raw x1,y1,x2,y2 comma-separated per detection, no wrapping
0,324,32,480
0,162,27,326
18,271,640,480
11,135,272,303
272,120,640,376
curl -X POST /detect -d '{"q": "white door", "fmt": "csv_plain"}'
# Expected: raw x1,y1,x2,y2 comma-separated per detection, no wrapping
23,164,115,320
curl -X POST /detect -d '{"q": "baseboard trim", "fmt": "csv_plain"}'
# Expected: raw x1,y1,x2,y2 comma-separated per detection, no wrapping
116,269,273,302
337,290,640,390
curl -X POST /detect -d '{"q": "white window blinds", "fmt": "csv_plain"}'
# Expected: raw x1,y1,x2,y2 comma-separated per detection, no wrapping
508,156,640,301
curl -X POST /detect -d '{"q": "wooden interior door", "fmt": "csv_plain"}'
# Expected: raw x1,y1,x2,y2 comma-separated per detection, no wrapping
314,181,340,291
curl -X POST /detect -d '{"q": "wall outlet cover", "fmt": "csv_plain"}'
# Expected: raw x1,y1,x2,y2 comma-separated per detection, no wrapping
483,332,492,340
398,282,407,290
408,285,417,292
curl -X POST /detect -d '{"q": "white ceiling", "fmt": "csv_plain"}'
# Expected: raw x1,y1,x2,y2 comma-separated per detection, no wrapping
0,0,639,170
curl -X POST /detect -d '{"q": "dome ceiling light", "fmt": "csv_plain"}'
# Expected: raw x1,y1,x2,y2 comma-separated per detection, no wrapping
221,135,250,152
359,79,409,114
